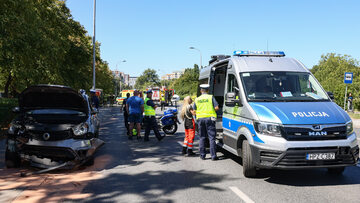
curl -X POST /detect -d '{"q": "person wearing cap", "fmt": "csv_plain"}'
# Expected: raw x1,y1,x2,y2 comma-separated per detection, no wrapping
126,90,144,140
144,89,165,142
194,84,219,161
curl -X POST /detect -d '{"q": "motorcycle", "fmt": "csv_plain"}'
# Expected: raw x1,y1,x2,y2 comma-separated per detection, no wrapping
157,108,180,134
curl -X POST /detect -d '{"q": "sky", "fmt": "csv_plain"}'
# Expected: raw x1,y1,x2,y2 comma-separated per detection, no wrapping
65,0,360,77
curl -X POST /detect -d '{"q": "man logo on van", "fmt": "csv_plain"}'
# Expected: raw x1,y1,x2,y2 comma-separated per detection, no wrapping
292,112,330,118
309,131,327,136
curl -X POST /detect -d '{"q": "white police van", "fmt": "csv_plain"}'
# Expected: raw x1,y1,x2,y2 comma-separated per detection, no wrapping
199,51,359,177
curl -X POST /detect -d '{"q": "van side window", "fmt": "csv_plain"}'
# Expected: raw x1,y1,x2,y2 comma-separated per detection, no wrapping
227,74,239,96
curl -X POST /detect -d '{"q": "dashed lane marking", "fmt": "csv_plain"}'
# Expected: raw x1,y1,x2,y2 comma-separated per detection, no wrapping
229,186,255,203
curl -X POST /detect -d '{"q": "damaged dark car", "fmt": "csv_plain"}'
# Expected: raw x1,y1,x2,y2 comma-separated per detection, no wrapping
5,85,103,169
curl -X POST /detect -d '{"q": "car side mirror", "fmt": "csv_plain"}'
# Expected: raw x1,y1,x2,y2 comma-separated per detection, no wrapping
225,92,242,107
327,91,334,100
12,107,20,113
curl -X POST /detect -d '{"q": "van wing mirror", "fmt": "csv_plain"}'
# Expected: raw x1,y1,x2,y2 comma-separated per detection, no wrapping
327,91,334,100
225,92,242,107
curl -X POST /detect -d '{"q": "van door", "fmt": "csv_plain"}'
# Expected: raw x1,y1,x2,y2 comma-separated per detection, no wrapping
209,62,228,131
222,71,242,150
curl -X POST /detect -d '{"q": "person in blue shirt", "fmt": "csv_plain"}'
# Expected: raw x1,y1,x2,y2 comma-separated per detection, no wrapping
126,90,144,140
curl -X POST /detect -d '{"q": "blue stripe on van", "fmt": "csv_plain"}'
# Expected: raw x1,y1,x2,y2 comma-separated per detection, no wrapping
222,117,264,143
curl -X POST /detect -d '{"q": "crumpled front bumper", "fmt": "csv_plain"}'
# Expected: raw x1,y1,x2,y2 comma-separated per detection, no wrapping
19,138,104,168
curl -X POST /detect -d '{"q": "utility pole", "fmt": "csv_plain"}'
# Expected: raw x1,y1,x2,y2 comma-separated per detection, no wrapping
92,0,96,90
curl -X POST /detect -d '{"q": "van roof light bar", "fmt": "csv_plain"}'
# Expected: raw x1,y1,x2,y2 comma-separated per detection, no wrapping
233,50,285,57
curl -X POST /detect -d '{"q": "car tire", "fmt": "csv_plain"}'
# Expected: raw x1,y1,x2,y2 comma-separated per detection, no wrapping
84,156,94,166
327,167,345,175
5,139,21,168
242,140,257,178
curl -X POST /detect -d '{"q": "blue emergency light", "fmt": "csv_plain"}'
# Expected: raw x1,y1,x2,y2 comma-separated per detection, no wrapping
233,50,285,57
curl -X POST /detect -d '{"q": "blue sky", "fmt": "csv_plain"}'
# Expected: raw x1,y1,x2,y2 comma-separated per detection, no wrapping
65,0,360,77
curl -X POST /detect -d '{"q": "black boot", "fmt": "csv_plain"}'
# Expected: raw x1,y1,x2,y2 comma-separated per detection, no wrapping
182,147,187,155
187,149,196,156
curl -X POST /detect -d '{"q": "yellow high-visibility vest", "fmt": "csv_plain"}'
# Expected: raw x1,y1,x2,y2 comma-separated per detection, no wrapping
195,94,217,119
144,98,156,116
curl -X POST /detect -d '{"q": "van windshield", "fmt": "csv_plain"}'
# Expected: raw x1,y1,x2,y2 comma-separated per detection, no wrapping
240,72,330,102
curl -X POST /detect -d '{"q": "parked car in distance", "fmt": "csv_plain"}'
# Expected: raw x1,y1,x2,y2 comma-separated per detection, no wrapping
5,85,103,169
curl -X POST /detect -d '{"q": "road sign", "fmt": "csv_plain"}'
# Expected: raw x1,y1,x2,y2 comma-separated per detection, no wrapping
344,72,353,84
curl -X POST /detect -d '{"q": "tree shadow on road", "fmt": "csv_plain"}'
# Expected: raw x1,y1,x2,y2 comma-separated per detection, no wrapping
77,169,228,203
259,166,360,186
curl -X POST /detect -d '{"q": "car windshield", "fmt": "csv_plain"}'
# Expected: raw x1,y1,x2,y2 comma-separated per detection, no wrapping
240,72,330,102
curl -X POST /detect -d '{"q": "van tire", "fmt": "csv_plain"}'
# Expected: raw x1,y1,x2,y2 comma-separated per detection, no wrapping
327,167,345,175
242,140,257,178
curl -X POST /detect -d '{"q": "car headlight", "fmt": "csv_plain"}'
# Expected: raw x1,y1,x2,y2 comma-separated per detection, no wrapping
254,122,282,137
346,121,353,135
8,124,19,135
73,123,89,136
8,123,23,135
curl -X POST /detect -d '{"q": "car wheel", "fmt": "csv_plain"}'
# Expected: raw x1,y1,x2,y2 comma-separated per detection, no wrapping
242,140,257,178
327,167,345,175
84,156,94,166
5,139,21,168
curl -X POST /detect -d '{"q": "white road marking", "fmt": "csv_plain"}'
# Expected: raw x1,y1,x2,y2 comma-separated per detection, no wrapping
229,186,255,203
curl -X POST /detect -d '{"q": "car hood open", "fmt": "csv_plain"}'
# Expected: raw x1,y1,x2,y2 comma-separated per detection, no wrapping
19,85,88,114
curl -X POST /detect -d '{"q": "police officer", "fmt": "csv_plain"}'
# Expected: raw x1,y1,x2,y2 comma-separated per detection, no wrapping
144,90,165,142
194,84,219,161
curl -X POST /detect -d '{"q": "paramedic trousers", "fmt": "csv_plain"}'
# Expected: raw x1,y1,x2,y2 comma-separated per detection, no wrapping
144,116,162,141
184,119,196,149
198,117,216,159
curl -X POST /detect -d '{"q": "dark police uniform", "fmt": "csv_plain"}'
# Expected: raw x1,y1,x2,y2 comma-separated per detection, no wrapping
194,86,219,160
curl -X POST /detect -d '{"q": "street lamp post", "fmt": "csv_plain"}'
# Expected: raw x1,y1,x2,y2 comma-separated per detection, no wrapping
116,60,126,93
189,47,202,68
92,0,96,90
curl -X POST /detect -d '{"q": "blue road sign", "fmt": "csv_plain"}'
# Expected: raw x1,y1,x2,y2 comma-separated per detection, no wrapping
344,72,353,84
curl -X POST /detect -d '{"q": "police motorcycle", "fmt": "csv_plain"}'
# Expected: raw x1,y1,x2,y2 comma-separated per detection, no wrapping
156,108,180,134
140,108,180,134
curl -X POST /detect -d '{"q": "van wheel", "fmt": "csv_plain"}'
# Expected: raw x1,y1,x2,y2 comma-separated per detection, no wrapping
327,167,345,175
242,140,257,178
5,140,21,168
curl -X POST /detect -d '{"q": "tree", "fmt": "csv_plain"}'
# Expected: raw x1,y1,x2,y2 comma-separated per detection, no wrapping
170,65,199,98
135,68,160,90
0,0,115,97
311,53,360,107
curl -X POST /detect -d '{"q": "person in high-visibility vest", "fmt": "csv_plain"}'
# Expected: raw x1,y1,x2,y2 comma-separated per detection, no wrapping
144,90,165,142
194,84,219,161
160,96,166,111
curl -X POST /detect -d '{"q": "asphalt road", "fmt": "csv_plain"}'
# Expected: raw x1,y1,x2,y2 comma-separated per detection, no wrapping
1,106,360,202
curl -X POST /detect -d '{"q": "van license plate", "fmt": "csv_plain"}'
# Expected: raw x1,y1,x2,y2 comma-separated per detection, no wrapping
306,153,335,160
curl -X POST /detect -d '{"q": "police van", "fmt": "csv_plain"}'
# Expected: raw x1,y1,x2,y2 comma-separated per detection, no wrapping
198,51,359,177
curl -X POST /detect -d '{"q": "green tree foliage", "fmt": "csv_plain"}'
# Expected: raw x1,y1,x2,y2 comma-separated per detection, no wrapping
311,53,360,107
134,68,160,90
0,0,114,97
170,65,199,98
